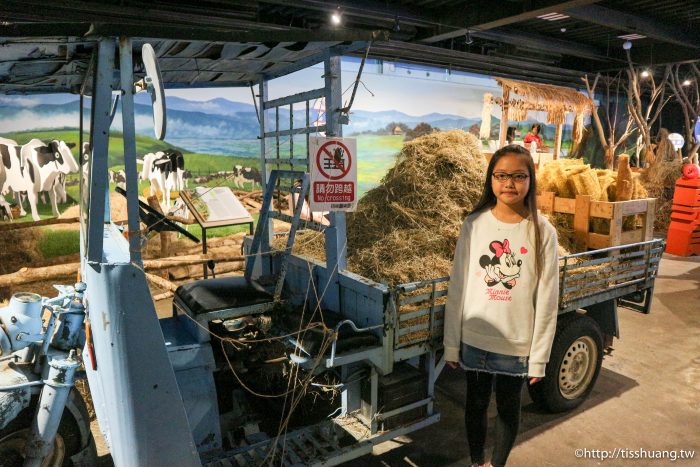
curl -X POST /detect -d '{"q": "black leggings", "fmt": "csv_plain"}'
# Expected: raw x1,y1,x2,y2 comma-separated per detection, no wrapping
465,371,525,467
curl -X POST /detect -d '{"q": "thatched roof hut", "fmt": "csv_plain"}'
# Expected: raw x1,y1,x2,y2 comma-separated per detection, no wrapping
480,78,594,157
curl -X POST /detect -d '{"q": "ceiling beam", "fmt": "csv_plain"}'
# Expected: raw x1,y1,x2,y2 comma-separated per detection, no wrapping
257,0,439,28
0,0,284,32
364,40,588,87
565,5,700,49
420,0,600,44
86,23,387,44
472,27,623,63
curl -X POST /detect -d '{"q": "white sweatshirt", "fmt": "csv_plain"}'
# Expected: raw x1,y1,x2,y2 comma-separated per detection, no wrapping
443,209,559,378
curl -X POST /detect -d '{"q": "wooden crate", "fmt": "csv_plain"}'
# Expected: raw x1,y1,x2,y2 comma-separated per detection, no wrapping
537,192,656,250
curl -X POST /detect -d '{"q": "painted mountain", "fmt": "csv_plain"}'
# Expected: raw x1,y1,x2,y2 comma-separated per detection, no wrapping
0,94,485,155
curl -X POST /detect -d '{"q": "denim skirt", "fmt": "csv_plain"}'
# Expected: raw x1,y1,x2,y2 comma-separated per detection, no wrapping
460,343,528,377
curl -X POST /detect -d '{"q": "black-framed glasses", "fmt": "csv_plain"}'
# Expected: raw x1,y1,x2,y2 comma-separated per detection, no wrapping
492,172,530,183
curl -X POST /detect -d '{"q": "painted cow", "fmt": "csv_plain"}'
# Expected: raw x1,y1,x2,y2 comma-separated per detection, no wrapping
50,140,79,204
163,149,185,191
0,137,33,219
140,151,172,208
21,139,77,220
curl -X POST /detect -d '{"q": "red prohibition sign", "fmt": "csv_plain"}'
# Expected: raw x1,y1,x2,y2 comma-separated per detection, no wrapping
316,140,352,180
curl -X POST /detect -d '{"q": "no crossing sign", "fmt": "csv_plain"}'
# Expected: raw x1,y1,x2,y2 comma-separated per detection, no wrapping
309,136,358,212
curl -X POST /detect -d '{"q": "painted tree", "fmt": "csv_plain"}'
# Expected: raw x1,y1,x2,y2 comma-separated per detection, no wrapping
666,62,700,164
582,72,636,169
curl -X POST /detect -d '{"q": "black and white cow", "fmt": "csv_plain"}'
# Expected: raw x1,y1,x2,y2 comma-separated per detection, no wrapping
163,149,186,191
20,139,77,220
109,169,126,186
50,140,79,204
232,165,247,189
242,166,262,189
232,165,262,190
0,137,30,218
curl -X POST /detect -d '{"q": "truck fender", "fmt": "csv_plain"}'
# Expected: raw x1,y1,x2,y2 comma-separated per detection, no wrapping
0,363,34,430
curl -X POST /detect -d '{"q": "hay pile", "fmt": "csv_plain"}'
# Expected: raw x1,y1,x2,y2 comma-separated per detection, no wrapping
345,130,486,284
276,130,486,285
641,160,683,233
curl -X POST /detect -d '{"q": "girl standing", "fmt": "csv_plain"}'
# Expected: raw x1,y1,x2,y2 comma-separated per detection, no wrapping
443,144,559,467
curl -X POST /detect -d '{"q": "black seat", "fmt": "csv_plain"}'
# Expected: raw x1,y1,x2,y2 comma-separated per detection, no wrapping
174,276,273,315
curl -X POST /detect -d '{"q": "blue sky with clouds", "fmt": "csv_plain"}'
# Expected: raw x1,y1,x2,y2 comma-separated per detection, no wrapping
165,58,500,118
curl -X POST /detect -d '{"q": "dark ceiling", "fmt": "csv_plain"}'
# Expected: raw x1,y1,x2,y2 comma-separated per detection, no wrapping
1,0,698,93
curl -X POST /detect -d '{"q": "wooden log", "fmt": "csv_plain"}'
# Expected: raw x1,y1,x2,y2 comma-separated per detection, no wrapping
166,214,197,225
143,252,245,269
0,217,79,231
244,198,262,209
145,273,179,293
238,190,263,201
153,291,174,301
0,252,246,288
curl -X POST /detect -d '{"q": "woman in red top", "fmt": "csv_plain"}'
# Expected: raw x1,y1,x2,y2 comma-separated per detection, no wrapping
523,124,549,151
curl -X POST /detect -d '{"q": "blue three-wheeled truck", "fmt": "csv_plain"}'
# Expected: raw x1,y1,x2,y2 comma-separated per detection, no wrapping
0,31,663,466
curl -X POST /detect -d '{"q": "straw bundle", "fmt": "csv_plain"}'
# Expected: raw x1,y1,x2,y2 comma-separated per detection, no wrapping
537,157,655,246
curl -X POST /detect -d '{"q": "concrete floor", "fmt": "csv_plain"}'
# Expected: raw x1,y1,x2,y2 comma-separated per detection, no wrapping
93,253,700,466
349,253,700,466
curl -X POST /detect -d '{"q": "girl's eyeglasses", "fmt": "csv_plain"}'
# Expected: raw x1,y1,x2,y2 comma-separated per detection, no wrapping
492,172,530,183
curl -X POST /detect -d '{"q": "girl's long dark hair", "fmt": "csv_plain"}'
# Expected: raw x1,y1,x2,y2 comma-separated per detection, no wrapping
470,144,544,277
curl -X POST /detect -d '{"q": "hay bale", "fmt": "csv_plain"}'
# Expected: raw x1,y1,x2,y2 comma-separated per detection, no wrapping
552,163,574,198
568,169,603,201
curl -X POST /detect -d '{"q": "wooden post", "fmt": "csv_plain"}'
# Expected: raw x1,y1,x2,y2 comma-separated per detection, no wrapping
554,123,563,160
609,202,623,246
643,198,656,241
574,195,591,250
498,88,510,148
537,192,556,213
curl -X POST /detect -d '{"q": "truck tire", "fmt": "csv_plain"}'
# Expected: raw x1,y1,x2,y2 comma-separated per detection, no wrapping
528,314,604,413
0,389,92,467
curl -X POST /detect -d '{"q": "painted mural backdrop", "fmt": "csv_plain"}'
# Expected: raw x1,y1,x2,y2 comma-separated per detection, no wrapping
0,57,571,196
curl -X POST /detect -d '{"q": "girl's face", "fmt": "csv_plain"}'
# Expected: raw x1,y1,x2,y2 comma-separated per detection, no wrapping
491,153,530,208
532,126,539,135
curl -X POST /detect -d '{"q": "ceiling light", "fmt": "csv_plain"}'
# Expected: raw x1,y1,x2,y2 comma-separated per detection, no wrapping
623,40,632,50
641,70,650,78
560,27,567,33
618,33,647,40
330,9,342,26
683,79,692,86
536,12,570,21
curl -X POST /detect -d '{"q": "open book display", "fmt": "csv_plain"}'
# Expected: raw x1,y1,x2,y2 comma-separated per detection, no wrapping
180,187,253,229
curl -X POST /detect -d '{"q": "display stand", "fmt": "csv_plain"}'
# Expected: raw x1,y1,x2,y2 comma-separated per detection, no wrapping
180,187,254,278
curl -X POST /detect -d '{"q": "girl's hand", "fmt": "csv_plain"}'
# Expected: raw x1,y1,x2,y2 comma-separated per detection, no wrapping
446,361,459,369
529,377,541,385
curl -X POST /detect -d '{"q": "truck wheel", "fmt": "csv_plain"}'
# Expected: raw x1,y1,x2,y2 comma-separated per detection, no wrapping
528,315,604,413
0,389,91,467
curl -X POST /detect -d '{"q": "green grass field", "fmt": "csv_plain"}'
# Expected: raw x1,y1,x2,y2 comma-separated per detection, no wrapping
2,130,407,259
